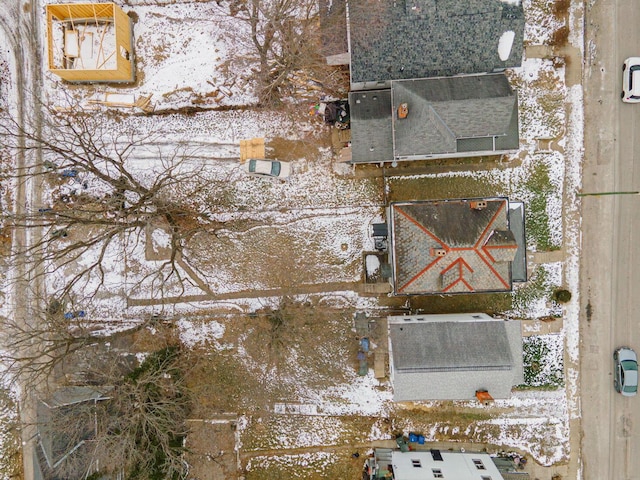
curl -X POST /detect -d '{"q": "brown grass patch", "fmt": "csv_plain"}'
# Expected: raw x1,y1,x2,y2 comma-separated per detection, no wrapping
549,26,570,47
552,0,571,17
186,419,239,480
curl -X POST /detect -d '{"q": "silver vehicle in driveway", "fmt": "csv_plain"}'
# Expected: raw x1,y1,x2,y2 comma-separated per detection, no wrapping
244,159,291,179
622,57,640,103
613,347,638,396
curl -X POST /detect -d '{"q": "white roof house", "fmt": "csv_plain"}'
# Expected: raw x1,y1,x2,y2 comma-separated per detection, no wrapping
380,449,506,480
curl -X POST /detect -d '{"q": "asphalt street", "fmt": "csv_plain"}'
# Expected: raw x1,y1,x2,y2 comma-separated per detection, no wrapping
0,2,46,479
582,0,640,479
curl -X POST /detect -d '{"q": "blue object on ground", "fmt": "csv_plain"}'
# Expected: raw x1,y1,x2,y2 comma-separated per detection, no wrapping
61,169,78,177
360,337,370,352
418,435,425,445
357,350,368,375
409,433,418,443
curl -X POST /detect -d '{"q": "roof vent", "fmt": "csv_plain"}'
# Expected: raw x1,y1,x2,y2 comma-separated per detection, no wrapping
372,223,388,238
470,200,488,210
430,248,447,257
397,102,409,119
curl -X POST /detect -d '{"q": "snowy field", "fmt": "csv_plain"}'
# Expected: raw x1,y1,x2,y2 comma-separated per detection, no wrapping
0,0,584,477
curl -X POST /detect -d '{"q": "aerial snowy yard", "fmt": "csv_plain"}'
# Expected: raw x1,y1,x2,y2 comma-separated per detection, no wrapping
0,0,584,478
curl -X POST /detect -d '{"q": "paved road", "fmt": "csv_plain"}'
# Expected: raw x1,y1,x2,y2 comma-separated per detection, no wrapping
0,2,46,480
582,0,640,479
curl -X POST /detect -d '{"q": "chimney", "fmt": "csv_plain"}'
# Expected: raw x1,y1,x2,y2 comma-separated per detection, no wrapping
470,200,487,210
430,248,447,257
397,102,409,119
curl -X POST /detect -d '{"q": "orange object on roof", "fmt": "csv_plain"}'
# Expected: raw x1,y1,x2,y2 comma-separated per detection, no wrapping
476,390,494,404
397,102,409,119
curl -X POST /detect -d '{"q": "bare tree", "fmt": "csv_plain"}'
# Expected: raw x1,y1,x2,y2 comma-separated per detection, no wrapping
0,305,168,392
0,100,237,303
37,346,192,480
220,0,349,105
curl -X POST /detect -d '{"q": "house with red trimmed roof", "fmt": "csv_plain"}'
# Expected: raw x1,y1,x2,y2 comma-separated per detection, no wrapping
388,197,526,295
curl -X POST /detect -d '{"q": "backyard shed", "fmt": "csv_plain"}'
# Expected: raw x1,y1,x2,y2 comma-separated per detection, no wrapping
46,3,135,83
36,386,113,477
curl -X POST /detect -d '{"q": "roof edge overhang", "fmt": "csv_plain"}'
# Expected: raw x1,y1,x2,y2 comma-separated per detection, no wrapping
350,148,517,164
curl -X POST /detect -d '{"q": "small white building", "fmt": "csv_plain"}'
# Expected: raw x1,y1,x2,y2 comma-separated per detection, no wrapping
371,448,510,480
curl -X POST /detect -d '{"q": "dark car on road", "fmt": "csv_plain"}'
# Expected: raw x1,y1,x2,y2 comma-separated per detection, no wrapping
614,347,638,396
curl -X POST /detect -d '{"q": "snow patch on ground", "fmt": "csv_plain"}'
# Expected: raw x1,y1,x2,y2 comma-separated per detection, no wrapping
313,373,393,417
177,318,225,348
0,0,583,472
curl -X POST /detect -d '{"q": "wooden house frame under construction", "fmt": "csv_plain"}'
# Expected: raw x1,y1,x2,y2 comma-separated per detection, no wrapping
46,3,135,83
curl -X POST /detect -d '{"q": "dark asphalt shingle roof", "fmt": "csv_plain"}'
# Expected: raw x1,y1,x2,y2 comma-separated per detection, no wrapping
393,74,519,158
397,198,505,246
350,74,519,163
349,89,394,163
319,0,348,57
348,0,525,85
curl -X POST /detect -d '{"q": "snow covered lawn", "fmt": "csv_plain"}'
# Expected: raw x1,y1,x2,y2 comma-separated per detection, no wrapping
11,0,584,476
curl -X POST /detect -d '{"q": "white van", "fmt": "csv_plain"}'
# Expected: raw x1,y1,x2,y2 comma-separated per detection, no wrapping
622,57,640,103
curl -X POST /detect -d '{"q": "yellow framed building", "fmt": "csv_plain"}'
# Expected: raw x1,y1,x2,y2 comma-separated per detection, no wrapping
46,3,135,83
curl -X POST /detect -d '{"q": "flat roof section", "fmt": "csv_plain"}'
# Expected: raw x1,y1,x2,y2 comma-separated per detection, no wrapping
349,89,394,163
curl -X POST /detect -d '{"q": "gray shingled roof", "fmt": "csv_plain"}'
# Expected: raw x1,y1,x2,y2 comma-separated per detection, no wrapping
348,0,525,85
349,89,394,163
389,198,522,294
393,74,519,158
350,74,519,163
388,314,524,401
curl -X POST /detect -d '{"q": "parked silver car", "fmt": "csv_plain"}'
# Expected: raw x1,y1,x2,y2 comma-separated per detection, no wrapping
244,159,291,179
613,347,638,396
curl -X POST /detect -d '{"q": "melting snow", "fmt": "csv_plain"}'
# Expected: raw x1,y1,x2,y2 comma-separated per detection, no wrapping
498,31,516,61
